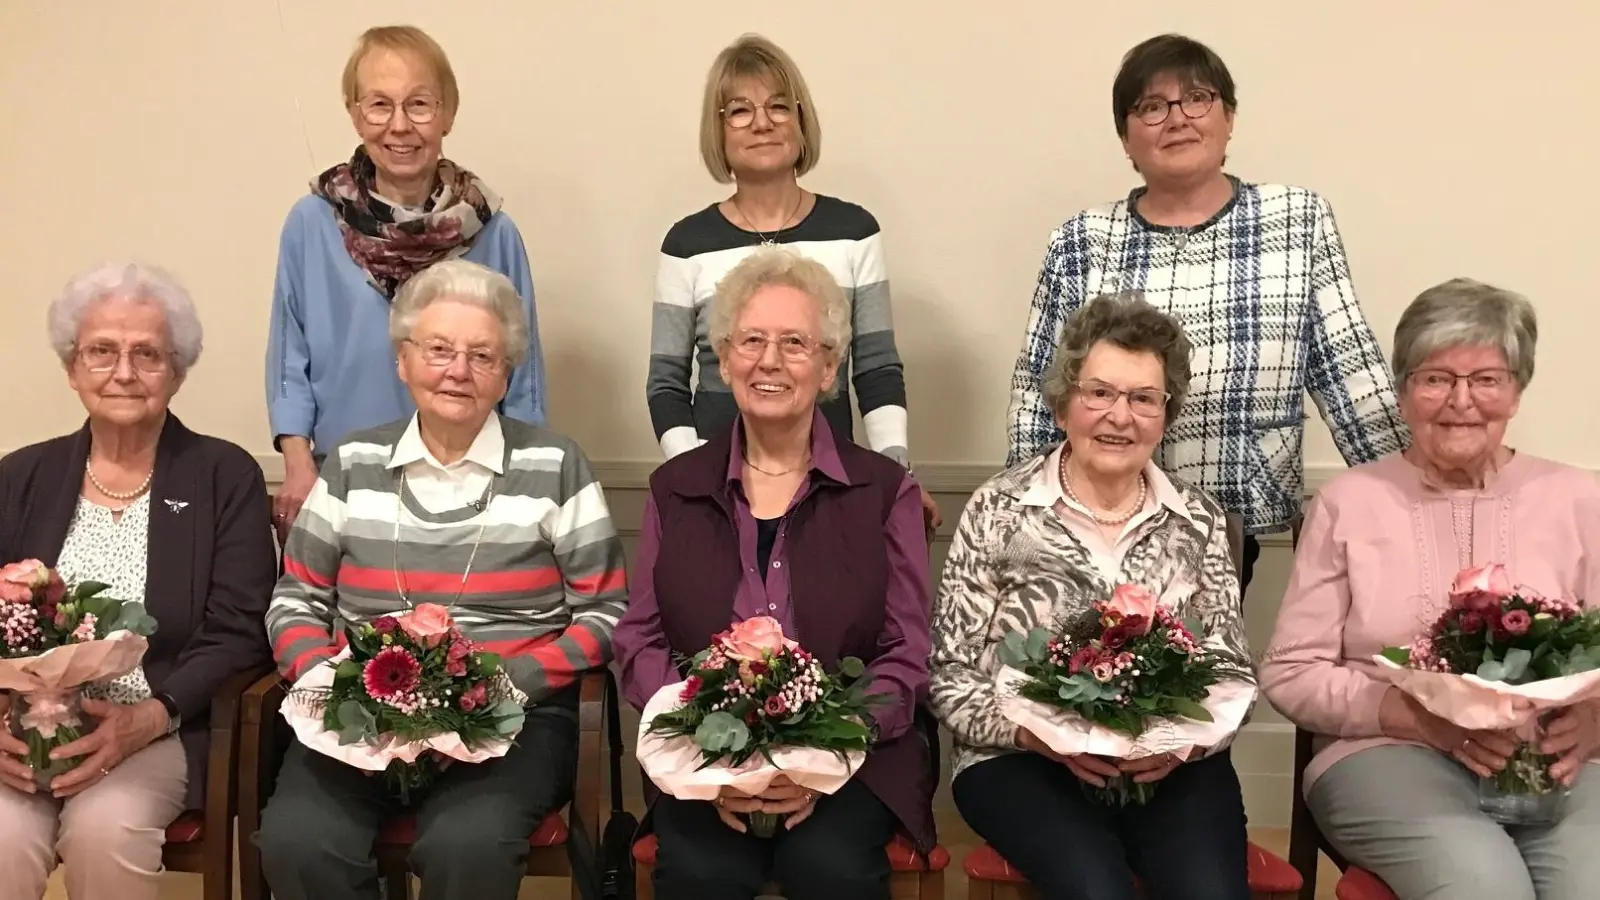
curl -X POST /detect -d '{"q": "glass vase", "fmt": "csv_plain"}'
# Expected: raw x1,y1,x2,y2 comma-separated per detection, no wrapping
1478,738,1567,826
8,688,91,791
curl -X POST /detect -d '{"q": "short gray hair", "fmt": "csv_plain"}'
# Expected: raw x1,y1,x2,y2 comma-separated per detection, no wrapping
1392,278,1537,389
389,260,528,367
708,247,851,399
47,262,204,374
1042,292,1193,421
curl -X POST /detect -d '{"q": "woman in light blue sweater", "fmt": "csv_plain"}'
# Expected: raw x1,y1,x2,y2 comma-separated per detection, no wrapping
264,25,545,534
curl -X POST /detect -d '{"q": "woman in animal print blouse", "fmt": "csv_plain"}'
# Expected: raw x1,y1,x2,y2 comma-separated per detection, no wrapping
930,293,1251,900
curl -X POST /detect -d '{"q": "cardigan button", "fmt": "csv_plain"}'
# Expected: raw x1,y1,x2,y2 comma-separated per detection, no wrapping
772,561,782,569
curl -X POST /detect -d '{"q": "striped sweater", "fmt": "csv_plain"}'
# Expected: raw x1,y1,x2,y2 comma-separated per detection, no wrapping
266,415,629,706
646,194,910,465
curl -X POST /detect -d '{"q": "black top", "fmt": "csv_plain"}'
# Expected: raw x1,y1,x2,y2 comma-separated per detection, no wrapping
756,516,781,581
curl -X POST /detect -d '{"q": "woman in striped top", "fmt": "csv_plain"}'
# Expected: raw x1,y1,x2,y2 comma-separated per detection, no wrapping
258,259,629,900
646,33,940,528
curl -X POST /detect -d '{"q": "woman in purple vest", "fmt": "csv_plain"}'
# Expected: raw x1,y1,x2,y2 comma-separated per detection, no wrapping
614,247,935,900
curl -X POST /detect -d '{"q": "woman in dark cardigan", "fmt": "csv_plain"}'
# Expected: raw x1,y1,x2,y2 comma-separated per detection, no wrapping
614,247,935,900
0,262,276,900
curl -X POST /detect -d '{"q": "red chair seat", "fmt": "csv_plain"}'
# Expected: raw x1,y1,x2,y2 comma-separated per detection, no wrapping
1336,867,1397,900
964,841,1302,892
163,811,205,844
377,811,568,848
633,833,949,872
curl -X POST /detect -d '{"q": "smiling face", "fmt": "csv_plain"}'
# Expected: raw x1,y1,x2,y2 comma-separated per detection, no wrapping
718,284,838,427
1055,341,1168,482
1121,72,1232,186
1399,344,1522,473
67,296,183,427
397,298,508,432
722,76,802,180
349,48,454,198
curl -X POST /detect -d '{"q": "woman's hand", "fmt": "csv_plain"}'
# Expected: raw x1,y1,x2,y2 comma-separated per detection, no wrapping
47,698,169,798
919,487,942,533
1380,688,1516,777
0,695,38,794
1542,701,1600,786
1119,752,1182,784
275,439,319,542
757,774,819,828
1016,726,1123,787
711,785,764,832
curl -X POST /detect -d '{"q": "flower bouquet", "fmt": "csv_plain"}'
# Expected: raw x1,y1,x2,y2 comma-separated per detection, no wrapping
638,617,881,837
996,583,1257,805
281,603,527,803
0,559,156,788
1374,563,1600,824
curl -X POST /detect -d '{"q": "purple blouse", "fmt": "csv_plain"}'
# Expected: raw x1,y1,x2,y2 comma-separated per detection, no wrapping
614,413,931,742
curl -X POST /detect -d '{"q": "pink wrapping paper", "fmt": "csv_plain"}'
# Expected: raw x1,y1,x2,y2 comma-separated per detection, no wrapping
996,666,1258,761
1371,655,1600,732
636,681,866,800
279,650,527,771
0,630,148,692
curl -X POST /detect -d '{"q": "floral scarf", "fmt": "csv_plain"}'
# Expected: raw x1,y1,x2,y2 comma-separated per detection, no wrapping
311,146,502,299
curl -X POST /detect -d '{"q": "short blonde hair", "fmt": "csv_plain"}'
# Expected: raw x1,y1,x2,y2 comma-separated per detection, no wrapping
699,34,822,184
389,260,528,367
341,25,459,114
709,248,850,399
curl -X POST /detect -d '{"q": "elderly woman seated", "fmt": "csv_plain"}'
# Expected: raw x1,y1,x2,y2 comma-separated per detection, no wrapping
1261,279,1600,899
931,294,1252,900
257,259,629,900
613,247,934,900
0,263,277,900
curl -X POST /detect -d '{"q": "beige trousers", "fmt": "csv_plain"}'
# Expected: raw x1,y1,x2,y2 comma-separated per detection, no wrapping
0,735,187,900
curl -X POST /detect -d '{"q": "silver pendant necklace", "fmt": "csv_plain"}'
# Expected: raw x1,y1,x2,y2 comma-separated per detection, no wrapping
732,190,803,245
391,471,493,611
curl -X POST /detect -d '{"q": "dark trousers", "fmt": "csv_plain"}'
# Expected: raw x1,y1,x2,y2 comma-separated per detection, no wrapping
1241,535,1261,596
258,711,576,900
953,749,1250,900
652,778,896,900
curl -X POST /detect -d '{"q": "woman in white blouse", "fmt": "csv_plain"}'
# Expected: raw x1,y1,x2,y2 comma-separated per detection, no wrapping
0,262,277,900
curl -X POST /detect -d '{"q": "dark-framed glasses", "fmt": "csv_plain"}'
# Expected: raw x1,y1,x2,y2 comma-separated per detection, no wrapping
1073,380,1169,417
1130,88,1218,127
404,339,504,375
1407,368,1515,400
730,329,825,362
355,95,442,126
721,97,798,130
76,343,169,374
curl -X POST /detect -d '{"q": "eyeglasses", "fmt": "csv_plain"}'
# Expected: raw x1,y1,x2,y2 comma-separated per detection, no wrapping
1407,368,1516,401
355,95,442,126
730,330,827,362
720,97,798,130
403,339,505,375
76,343,169,374
1073,380,1169,418
1129,88,1218,127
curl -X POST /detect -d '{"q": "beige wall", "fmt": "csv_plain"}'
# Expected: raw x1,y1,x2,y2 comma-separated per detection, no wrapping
2,0,1592,826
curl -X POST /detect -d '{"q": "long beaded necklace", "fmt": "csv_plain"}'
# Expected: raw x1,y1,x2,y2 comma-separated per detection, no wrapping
391,471,493,611
1059,451,1147,526
85,459,152,501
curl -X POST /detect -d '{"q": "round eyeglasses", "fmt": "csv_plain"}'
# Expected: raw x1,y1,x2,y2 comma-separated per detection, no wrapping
1129,89,1218,127
721,98,798,130
730,330,826,362
355,96,443,126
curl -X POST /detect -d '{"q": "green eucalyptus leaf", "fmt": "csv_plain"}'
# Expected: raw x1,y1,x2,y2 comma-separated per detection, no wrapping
838,656,865,679
998,631,1029,667
1024,628,1052,661
694,711,750,753
335,700,378,745
71,581,110,601
490,698,526,736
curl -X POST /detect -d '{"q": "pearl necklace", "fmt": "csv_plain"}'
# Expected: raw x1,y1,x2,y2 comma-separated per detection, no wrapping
85,460,153,501
1059,452,1146,526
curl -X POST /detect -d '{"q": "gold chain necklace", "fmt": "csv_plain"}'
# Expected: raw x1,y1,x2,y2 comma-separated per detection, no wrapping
391,471,493,611
743,453,810,477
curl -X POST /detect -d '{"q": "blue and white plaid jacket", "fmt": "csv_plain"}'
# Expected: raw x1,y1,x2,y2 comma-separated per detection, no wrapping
1005,180,1408,534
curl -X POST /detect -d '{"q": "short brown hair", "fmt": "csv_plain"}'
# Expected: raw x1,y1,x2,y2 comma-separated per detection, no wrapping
1112,34,1237,139
699,35,822,184
341,25,459,114
1042,292,1193,422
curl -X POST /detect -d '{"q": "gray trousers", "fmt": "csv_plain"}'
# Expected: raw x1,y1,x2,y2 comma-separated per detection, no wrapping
1309,744,1600,900
258,710,576,900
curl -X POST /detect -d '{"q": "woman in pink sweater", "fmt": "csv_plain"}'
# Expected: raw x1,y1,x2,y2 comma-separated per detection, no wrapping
1261,278,1600,899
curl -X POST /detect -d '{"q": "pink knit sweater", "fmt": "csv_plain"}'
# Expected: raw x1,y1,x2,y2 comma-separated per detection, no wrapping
1260,452,1600,792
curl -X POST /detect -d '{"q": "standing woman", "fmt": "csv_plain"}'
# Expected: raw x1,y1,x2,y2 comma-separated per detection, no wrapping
266,24,545,537
1005,33,1407,590
646,33,939,528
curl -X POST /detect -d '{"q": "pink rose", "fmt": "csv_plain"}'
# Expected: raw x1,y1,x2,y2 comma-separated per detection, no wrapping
0,580,31,604
1091,661,1116,683
459,682,488,712
1067,647,1098,675
0,560,51,591
1450,564,1514,611
717,616,793,663
1105,584,1159,634
1502,609,1532,636
395,603,455,648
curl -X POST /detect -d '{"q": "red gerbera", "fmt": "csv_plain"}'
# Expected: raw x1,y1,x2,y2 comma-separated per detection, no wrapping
363,646,421,698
